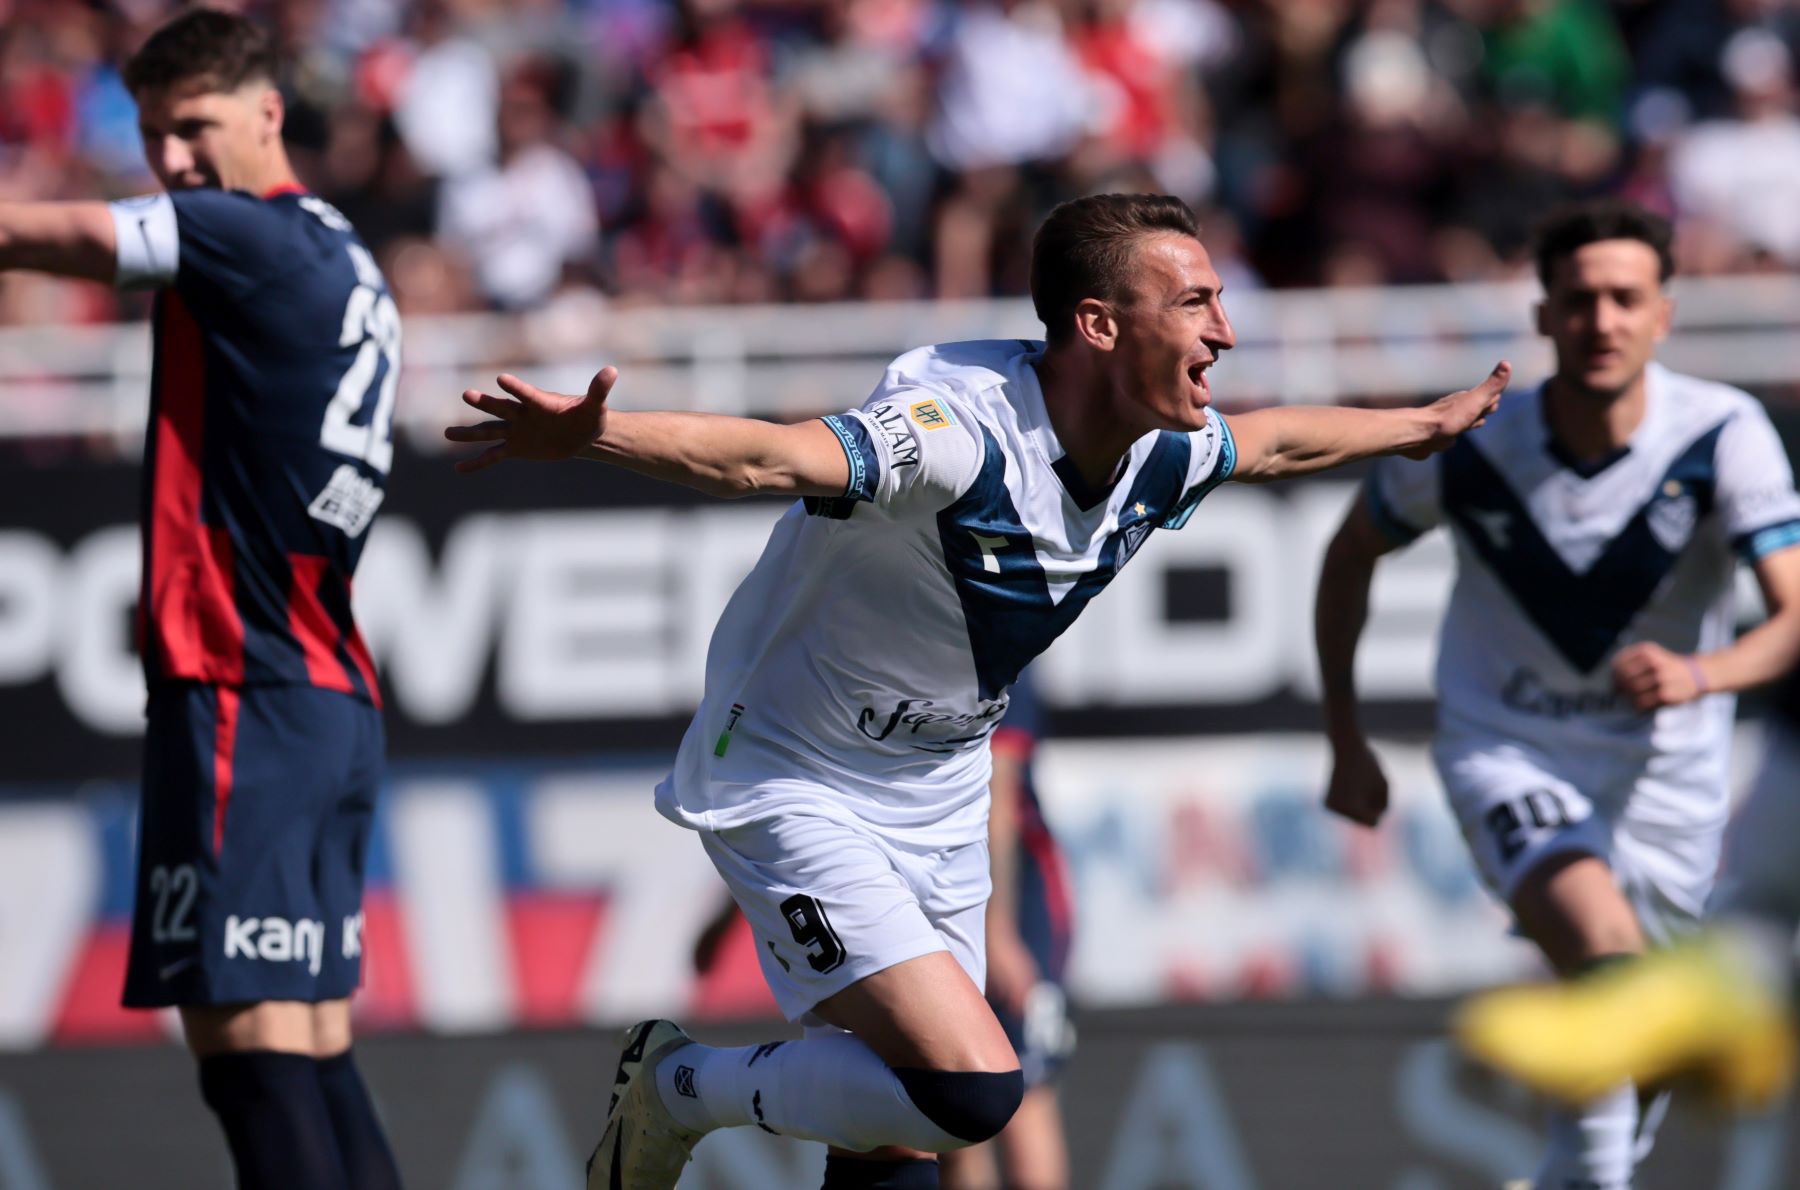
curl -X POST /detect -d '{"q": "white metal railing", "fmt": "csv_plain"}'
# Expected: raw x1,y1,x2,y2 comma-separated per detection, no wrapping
4,276,1798,452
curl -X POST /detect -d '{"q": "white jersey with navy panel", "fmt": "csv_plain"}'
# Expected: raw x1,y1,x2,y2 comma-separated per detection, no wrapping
1367,365,1800,912
657,339,1235,848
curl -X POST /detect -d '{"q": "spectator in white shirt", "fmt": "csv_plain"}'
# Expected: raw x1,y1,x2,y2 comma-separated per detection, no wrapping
928,0,1095,172
438,64,600,310
1669,30,1800,265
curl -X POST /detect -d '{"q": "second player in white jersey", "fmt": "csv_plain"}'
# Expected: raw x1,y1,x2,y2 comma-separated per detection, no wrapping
1319,201,1800,1190
1368,363,1800,843
659,338,1234,847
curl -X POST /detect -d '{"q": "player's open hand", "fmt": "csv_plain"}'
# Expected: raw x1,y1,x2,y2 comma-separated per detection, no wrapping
1401,361,1511,460
1324,735,1390,828
445,366,617,473
1612,641,1707,711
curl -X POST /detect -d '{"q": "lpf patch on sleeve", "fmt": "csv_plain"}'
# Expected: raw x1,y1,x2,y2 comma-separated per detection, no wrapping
908,399,956,430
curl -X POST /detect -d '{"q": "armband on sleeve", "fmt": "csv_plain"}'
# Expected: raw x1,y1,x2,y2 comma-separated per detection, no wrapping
1715,404,1800,561
108,194,179,290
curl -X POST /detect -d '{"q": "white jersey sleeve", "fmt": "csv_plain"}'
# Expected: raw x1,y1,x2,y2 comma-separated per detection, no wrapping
1161,412,1237,529
1365,452,1443,545
1714,401,1800,563
814,389,985,519
107,193,179,290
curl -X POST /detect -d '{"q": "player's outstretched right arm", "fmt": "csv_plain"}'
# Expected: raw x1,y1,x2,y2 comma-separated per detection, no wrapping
446,367,853,499
0,201,118,281
1316,497,1406,828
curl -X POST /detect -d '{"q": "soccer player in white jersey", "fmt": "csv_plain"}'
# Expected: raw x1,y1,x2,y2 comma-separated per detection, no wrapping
1316,201,1800,1190
1456,672,1800,1111
448,193,1510,1190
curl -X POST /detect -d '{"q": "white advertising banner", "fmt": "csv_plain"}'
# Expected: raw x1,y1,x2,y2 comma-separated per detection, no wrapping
1035,735,1536,1005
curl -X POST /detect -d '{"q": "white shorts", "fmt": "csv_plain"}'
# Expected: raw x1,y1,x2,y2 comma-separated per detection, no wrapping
701,811,991,1024
1435,743,1724,945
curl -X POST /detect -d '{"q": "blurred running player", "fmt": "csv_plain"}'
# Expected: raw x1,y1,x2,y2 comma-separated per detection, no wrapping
448,192,1509,1190
941,666,1076,1190
0,11,400,1188
1457,670,1800,1111
1317,201,1800,1189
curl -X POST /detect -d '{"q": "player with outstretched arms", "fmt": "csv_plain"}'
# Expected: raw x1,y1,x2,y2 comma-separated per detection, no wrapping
0,12,401,1189
1316,201,1800,1190
448,192,1509,1190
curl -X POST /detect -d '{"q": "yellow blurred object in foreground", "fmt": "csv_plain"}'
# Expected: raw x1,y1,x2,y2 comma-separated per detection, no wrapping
1455,938,1797,1109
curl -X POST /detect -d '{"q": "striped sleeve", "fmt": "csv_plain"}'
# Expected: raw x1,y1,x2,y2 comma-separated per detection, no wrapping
1737,521,1800,562
820,413,880,501
803,413,879,521
1162,413,1238,530
1716,403,1800,563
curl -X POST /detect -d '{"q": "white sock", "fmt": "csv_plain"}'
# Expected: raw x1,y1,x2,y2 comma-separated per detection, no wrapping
652,1034,965,1152
1534,1082,1638,1190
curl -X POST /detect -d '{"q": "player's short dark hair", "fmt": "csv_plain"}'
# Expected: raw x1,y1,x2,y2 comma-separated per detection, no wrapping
1533,200,1675,290
1031,193,1200,343
123,8,279,97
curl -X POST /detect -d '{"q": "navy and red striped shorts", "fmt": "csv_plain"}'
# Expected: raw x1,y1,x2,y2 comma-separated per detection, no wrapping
123,681,382,1008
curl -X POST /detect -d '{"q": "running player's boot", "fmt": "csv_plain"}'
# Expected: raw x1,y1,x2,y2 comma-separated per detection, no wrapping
587,1019,706,1190
1455,937,1796,1109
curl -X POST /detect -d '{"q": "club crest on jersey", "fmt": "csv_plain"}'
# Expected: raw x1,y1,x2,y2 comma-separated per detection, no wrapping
908,400,956,430
1470,508,1512,550
1649,481,1698,552
1116,515,1154,567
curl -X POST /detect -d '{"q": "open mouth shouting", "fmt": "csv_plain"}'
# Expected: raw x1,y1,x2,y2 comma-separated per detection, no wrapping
1186,358,1213,402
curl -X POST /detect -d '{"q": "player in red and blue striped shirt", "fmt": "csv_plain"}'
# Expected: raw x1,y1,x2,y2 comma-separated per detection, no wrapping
0,11,398,1188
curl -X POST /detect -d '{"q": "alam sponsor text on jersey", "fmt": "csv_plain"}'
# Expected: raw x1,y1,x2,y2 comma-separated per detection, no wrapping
657,339,1235,845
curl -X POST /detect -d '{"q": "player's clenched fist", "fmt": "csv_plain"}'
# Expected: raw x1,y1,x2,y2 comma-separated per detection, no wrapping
1324,735,1390,827
1612,641,1708,711
446,366,617,472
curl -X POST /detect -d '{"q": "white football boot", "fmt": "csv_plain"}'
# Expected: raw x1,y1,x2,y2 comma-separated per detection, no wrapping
587,1019,706,1190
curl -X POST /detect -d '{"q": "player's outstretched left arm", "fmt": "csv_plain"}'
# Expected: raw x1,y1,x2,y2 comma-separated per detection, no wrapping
1613,547,1800,711
0,201,117,281
1226,362,1510,483
446,367,852,499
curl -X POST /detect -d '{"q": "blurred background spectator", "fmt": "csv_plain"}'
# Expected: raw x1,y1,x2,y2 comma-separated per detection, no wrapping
437,57,600,308
4,0,1800,324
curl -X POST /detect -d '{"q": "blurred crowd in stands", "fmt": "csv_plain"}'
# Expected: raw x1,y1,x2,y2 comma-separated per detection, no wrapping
3,0,1800,325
